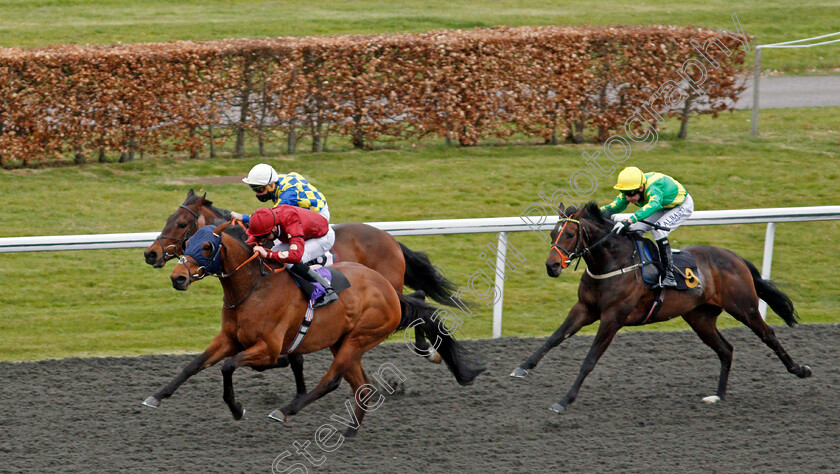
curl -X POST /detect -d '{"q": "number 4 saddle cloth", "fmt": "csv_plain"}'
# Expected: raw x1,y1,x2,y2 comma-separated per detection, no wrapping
636,238,702,291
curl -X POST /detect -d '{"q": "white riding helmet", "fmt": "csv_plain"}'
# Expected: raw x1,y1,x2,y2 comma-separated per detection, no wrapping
242,164,279,186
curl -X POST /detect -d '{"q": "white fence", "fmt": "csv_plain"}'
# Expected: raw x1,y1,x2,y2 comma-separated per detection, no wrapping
2,205,839,335
751,31,840,135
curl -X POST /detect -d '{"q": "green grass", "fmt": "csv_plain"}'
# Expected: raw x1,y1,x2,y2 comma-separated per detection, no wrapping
1,107,838,361
0,1,838,74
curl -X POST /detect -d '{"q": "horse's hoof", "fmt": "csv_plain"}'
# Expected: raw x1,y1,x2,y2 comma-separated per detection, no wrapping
510,367,528,378
142,396,161,408
268,409,287,423
549,402,566,413
799,365,812,378
231,404,245,420
427,348,443,364
702,395,721,404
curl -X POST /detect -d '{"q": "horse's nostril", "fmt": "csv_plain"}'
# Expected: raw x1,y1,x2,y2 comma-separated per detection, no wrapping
171,275,187,288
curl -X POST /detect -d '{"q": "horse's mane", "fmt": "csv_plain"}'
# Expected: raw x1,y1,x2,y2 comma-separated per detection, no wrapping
184,192,233,220
567,201,612,229
223,224,250,246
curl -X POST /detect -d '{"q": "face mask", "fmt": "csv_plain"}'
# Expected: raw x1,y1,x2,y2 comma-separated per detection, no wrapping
183,226,223,275
256,192,273,202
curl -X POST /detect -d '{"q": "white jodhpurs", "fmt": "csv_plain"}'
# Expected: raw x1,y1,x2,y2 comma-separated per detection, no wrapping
629,194,694,240
316,203,331,223
271,226,336,265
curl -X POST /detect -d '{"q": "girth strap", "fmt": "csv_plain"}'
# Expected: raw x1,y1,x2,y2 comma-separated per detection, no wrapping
284,304,315,355
640,289,666,325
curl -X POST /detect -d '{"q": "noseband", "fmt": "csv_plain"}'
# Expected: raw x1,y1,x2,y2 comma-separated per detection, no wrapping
550,217,585,269
550,214,616,269
156,204,201,260
175,225,285,309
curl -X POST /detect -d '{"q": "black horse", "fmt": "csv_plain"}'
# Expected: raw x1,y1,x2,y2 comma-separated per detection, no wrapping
512,202,811,412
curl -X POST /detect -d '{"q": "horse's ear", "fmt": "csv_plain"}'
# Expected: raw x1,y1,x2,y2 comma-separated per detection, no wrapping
187,189,195,197
214,221,231,236
557,204,565,216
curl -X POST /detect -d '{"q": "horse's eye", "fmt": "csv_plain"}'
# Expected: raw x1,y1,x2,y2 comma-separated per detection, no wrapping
202,243,213,256
178,222,188,229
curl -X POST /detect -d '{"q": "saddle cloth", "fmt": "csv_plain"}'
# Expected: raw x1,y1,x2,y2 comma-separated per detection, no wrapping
288,267,351,306
282,268,351,355
635,238,701,291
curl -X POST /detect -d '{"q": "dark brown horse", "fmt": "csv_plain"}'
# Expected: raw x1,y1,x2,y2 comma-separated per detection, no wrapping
511,202,812,412
143,222,483,435
144,190,459,361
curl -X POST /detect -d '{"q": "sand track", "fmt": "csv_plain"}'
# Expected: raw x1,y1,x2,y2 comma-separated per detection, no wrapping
2,324,838,473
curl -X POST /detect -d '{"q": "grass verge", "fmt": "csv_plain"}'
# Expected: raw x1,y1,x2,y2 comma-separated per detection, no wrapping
0,107,838,360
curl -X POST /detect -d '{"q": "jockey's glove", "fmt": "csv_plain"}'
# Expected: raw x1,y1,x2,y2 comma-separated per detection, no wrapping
612,219,632,235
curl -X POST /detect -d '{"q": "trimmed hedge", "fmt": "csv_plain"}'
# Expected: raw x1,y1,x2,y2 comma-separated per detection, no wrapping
0,26,748,167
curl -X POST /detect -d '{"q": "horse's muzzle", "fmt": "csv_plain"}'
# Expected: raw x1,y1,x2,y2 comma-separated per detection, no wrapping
171,274,190,290
144,249,165,268
546,261,562,278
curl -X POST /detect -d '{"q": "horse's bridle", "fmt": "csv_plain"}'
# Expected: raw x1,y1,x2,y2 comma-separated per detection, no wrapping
156,204,201,260
550,217,585,269
549,214,620,270
175,224,284,309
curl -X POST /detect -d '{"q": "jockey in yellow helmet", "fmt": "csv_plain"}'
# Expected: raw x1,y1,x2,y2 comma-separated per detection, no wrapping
600,166,694,289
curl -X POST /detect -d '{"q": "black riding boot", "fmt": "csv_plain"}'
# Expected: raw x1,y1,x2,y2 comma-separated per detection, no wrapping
653,238,678,289
290,262,338,308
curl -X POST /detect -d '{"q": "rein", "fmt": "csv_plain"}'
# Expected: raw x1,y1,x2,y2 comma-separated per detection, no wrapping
550,214,640,279
550,216,613,269
176,222,286,310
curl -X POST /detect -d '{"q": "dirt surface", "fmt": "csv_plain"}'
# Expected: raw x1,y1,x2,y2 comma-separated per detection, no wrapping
2,324,838,473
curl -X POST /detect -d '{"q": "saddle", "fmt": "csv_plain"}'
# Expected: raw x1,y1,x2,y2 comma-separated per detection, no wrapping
630,235,701,291
288,267,351,306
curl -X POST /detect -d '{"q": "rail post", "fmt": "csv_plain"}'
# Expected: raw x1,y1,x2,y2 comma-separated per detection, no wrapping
492,231,509,338
751,47,761,136
758,222,776,319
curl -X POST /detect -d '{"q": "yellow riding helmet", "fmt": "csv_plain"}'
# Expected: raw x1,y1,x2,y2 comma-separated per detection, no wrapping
614,167,645,191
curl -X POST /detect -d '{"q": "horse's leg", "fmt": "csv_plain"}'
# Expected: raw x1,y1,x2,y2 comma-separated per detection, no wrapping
271,341,363,422
338,360,372,438
247,353,306,400
722,295,812,378
413,321,443,365
403,290,441,364
289,353,307,399
220,340,275,420
551,315,622,413
143,332,236,408
511,302,598,377
683,306,732,402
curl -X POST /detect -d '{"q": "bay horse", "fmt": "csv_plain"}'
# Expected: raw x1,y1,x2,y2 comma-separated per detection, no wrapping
511,202,812,412
144,190,458,311
143,222,483,435
143,190,460,362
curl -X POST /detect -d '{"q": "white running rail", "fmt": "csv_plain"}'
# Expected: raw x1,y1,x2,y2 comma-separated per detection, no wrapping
2,206,839,333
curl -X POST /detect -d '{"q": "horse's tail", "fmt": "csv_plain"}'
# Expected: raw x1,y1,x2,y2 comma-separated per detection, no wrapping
398,241,468,309
397,292,485,386
742,258,799,327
